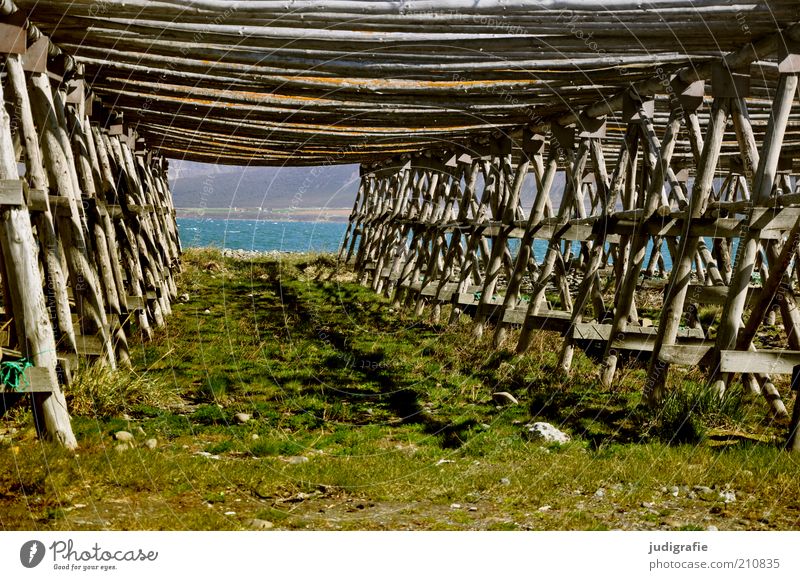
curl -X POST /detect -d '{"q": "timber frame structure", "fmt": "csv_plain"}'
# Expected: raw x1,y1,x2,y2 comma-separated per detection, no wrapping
0,1,181,447
4,1,800,448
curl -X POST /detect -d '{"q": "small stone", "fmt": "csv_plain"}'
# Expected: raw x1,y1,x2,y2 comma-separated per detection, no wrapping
492,391,519,405
523,422,570,444
707,525,719,531
247,518,274,530
234,413,251,424
224,511,237,516
114,431,134,442
468,506,478,512
718,490,736,503
669,486,680,497
595,488,606,498
114,443,130,453
450,503,461,510
251,434,260,440
480,423,491,430
143,438,158,450
499,478,511,486
179,293,190,303
538,505,552,512
435,459,455,466
287,456,309,464
203,309,211,314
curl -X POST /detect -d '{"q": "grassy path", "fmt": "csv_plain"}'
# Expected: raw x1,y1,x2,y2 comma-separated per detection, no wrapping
1,250,799,530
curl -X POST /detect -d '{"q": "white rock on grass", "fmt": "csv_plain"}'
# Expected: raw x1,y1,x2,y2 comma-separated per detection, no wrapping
523,422,570,444
234,413,252,424
114,431,134,442
247,518,274,530
143,438,158,450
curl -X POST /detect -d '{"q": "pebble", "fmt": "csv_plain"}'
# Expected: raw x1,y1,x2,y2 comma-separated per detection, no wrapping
203,309,211,314
594,488,606,499
523,422,570,444
234,413,252,424
492,391,519,405
538,505,552,512
719,490,736,503
468,506,478,512
251,434,260,440
287,456,309,464
224,511,237,516
669,486,680,497
707,525,719,531
179,293,190,303
247,518,274,530
143,438,158,450
450,503,461,509
114,431,134,442
195,451,221,460
499,478,511,486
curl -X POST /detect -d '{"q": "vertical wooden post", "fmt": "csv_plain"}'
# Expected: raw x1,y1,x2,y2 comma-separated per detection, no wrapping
29,71,115,368
5,54,76,354
646,96,731,404
0,59,76,449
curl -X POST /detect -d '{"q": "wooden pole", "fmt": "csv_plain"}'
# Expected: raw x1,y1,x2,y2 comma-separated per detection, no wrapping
0,59,76,449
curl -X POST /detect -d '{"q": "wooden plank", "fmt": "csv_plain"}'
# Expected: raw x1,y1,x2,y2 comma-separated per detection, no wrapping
720,350,800,374
0,179,24,206
572,323,704,341
21,36,48,73
75,334,105,357
0,366,57,394
126,295,145,311
0,12,27,55
658,344,713,366
502,308,571,332
107,204,124,219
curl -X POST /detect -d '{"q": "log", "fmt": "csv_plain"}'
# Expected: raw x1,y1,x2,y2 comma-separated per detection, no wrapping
0,63,76,448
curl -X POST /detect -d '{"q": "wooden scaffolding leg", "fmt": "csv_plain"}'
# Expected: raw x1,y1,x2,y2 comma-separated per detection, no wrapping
0,64,76,448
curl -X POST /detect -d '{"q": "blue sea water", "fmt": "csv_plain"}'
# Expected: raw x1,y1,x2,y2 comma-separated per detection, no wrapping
177,218,348,253
177,218,700,272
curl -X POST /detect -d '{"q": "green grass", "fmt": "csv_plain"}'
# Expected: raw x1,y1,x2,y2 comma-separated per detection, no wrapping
1,248,800,531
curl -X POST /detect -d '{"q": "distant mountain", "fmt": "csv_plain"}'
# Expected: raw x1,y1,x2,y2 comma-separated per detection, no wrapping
167,160,567,212
168,160,360,209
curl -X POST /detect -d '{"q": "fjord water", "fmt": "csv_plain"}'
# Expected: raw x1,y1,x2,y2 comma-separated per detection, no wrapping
177,217,683,272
